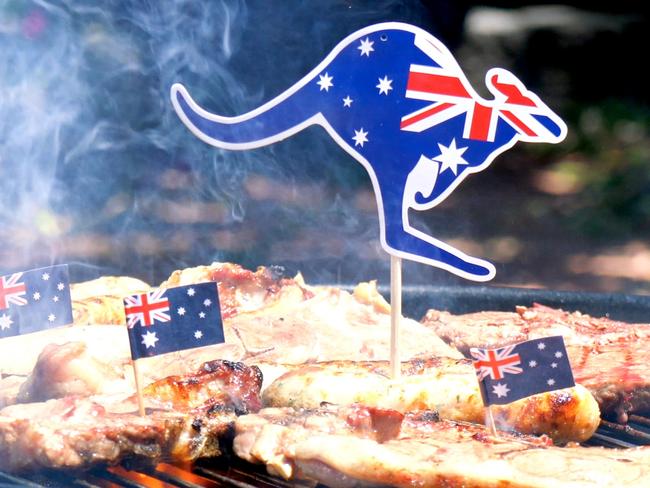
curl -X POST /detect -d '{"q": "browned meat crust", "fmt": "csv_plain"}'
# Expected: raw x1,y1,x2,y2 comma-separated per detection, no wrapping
71,276,151,325
260,358,600,443
422,303,650,420
0,360,262,473
235,405,650,487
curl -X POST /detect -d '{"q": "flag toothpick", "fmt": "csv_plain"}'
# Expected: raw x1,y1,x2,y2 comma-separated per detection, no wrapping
132,359,146,416
486,405,499,437
390,255,402,380
122,281,226,417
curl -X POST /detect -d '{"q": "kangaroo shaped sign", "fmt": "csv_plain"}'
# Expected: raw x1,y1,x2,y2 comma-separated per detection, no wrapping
171,22,567,281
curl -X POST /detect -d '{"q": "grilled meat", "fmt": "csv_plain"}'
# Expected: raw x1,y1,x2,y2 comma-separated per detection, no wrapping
0,264,460,401
17,342,130,403
422,304,650,420
0,359,262,472
235,405,650,487
71,276,151,325
422,303,650,354
261,358,600,443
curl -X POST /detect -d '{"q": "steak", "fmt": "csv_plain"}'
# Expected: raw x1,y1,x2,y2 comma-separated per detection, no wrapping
234,405,650,487
0,359,262,472
422,304,650,421
261,358,600,443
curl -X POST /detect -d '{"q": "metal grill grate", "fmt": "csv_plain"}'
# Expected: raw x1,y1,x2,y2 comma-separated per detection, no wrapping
1,417,649,488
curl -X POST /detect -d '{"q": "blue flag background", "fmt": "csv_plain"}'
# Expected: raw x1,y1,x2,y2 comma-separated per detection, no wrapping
471,335,575,406
125,281,225,360
0,264,73,338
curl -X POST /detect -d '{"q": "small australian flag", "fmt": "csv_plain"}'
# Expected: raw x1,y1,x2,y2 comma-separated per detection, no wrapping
470,335,575,406
0,264,73,338
123,281,225,360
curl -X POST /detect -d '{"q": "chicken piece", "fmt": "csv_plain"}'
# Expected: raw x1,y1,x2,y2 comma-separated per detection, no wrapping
71,275,151,325
17,342,131,403
422,303,650,420
235,405,650,487
261,358,600,443
0,359,263,473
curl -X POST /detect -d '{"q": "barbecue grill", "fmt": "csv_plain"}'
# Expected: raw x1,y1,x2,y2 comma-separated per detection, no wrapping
1,285,648,488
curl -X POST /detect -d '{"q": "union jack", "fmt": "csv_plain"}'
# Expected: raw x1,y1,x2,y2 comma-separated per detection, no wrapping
400,35,557,143
0,273,28,310
470,344,523,381
124,289,170,328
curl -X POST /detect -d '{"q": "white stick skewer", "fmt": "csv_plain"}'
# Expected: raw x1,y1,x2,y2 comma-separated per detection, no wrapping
132,359,146,416
486,406,499,437
390,255,402,380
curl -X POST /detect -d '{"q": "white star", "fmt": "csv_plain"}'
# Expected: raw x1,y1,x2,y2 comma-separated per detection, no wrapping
317,72,333,92
41,272,50,281
551,362,558,368
33,292,41,301
199,311,206,319
177,307,186,316
57,282,65,291
141,331,158,349
432,139,469,175
47,313,56,322
352,128,369,147
376,75,393,95
554,351,563,358
194,330,203,339
187,288,196,297
547,378,556,386
203,299,212,307
357,37,374,56
0,314,13,331
492,383,510,398
537,342,546,350
528,360,538,368
53,295,59,303
342,96,353,107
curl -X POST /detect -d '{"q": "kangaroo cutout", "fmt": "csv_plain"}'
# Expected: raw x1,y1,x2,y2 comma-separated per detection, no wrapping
171,22,567,281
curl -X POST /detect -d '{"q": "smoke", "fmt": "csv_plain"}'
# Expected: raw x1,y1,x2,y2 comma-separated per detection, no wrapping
0,0,462,286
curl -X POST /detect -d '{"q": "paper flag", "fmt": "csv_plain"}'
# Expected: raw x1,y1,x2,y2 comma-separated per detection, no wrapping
171,22,567,281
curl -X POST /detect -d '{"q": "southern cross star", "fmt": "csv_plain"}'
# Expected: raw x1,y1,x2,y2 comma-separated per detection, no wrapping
376,75,393,95
352,128,369,147
358,37,374,56
317,72,334,92
433,139,469,175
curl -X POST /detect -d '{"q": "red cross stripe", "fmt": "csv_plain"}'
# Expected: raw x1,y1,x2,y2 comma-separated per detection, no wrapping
124,289,170,328
401,65,552,142
0,273,27,310
470,344,523,381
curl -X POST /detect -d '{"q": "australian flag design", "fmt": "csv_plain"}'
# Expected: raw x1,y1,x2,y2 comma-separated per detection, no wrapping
470,336,575,406
172,22,567,282
124,281,225,360
0,264,73,338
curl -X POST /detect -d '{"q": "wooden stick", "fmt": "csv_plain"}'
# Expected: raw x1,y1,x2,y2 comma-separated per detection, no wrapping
132,359,146,416
390,255,402,380
486,406,499,437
